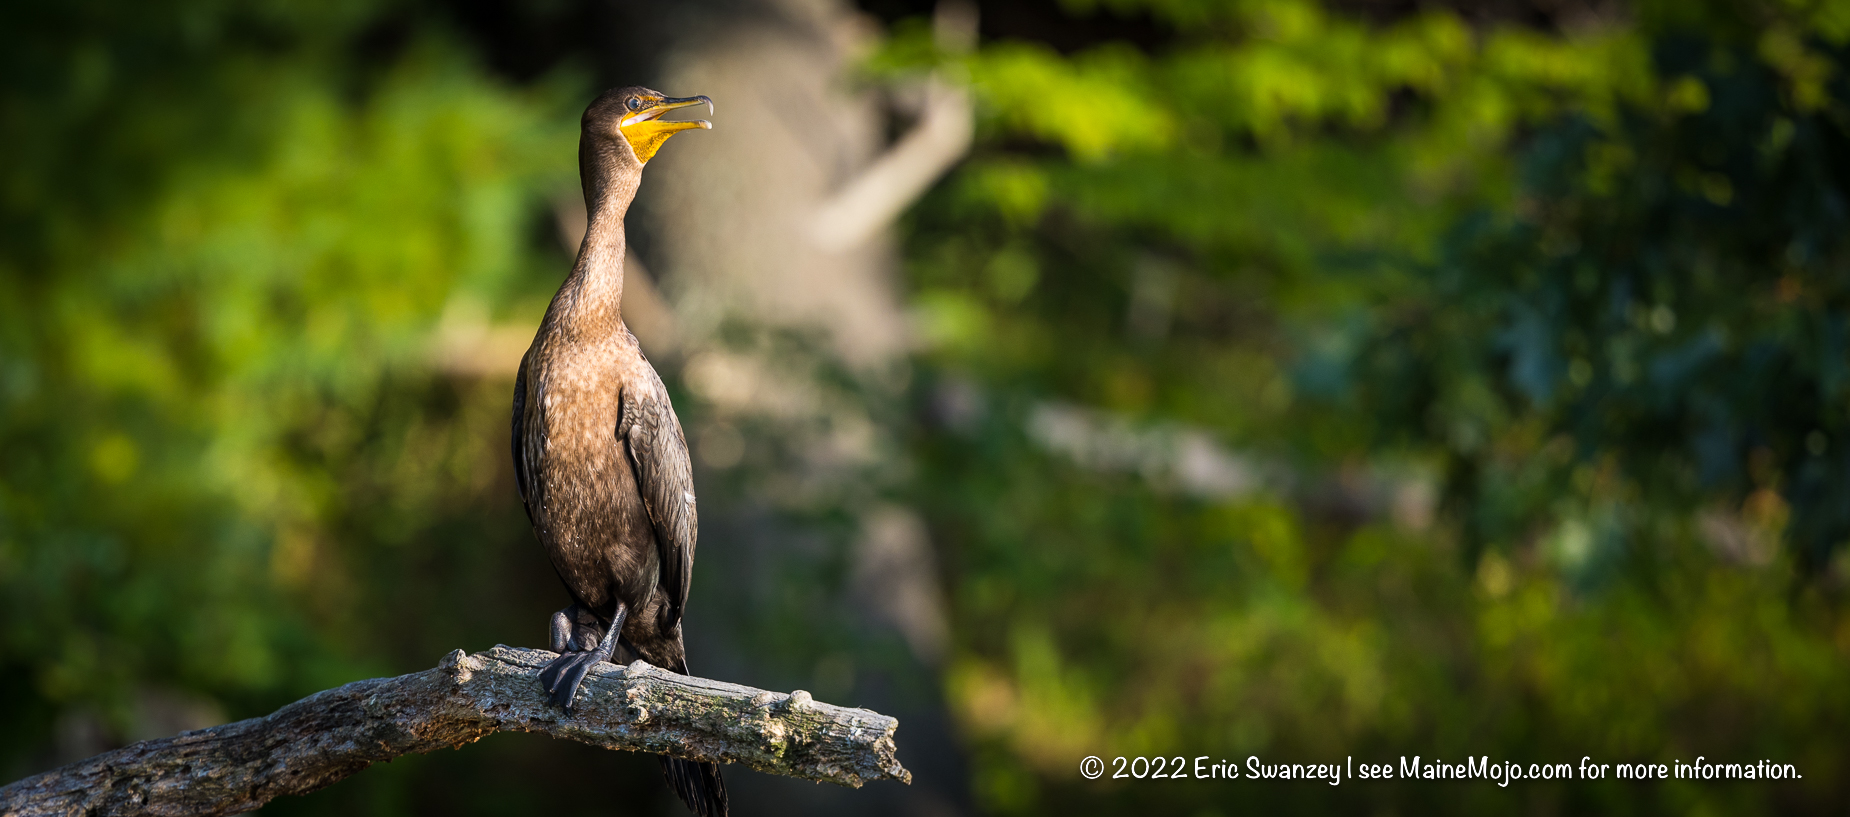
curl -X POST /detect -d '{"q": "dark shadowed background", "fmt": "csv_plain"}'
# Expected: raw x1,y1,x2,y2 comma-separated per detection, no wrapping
4,0,1850,814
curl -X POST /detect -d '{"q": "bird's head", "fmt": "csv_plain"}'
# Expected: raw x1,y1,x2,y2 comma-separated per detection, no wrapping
584,86,714,166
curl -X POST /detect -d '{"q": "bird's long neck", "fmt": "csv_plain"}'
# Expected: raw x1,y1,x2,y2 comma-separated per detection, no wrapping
551,141,641,341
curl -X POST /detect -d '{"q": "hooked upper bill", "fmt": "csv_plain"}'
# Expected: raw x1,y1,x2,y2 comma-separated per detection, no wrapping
620,95,713,163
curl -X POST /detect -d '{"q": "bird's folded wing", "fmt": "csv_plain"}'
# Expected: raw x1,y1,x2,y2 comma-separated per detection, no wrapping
620,374,698,623
511,351,536,524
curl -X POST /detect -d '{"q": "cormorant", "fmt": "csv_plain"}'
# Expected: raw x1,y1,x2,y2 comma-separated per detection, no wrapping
511,86,725,817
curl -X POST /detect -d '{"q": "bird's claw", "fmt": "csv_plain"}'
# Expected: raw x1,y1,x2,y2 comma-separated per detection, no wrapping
538,652,569,693
537,604,625,713
539,650,604,711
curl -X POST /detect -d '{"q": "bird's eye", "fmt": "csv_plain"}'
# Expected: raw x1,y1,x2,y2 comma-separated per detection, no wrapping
626,98,642,111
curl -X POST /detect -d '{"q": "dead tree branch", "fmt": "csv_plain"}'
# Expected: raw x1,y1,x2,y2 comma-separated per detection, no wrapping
0,646,911,817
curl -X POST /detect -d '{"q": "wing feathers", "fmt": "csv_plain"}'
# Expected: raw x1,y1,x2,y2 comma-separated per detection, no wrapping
621,378,697,623
511,351,535,523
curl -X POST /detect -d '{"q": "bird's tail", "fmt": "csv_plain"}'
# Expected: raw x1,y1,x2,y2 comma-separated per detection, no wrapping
662,755,728,817
659,648,727,817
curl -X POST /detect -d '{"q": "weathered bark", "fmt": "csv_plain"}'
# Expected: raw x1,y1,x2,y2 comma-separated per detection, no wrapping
0,646,910,817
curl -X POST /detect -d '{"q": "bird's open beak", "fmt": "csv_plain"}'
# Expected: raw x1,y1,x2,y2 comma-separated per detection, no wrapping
620,95,714,163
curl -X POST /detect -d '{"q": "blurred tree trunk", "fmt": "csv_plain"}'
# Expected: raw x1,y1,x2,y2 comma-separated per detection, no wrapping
621,1,973,815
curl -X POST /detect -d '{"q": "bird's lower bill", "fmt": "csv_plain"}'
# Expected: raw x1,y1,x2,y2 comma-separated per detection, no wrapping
620,95,713,163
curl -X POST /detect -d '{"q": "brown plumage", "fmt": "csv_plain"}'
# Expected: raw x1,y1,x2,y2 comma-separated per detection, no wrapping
511,86,724,817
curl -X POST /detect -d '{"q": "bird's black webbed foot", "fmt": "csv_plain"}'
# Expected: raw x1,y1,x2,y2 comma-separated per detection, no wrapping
538,650,590,703
538,603,626,712
540,650,603,710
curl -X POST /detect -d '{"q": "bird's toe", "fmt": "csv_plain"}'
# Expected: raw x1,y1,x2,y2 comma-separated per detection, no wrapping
537,651,581,697
549,653,603,711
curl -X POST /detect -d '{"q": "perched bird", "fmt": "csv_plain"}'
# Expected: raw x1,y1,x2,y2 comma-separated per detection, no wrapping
511,86,725,817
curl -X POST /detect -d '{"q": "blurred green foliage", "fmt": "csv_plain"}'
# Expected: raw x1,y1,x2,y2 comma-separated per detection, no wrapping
4,0,1850,815
0,0,578,778
894,0,1850,813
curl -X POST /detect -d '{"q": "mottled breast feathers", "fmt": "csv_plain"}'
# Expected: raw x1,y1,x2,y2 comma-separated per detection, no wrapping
510,345,696,628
